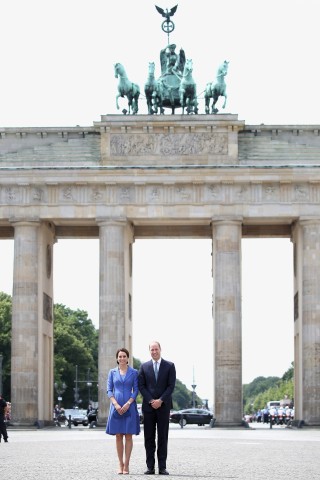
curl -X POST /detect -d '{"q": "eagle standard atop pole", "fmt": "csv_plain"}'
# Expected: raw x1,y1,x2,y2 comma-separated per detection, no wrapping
155,4,178,44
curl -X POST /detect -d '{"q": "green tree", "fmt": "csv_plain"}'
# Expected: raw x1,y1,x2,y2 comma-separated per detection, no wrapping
0,292,12,398
53,304,99,408
172,379,191,410
243,376,280,400
282,362,294,382
133,357,141,370
243,365,294,414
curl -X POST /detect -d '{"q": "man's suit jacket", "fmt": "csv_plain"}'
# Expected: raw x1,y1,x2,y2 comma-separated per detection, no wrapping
138,359,176,413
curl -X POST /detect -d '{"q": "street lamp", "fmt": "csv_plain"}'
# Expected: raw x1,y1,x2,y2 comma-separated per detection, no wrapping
191,366,197,408
54,382,67,407
74,364,80,407
191,384,197,408
87,368,92,406
87,381,92,405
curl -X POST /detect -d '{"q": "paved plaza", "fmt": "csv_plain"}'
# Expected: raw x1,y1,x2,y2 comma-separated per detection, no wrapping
1,423,320,479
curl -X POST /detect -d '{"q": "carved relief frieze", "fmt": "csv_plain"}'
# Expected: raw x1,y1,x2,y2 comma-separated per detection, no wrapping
110,134,156,156
5,186,19,203
232,184,249,202
117,186,135,204
176,185,192,201
146,186,163,203
294,184,309,201
110,132,228,156
31,187,45,203
159,133,228,156
262,184,280,202
90,188,104,202
1,180,320,208
207,184,222,202
61,186,75,202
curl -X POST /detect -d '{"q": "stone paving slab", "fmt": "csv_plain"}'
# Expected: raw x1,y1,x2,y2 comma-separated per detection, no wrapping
2,423,320,480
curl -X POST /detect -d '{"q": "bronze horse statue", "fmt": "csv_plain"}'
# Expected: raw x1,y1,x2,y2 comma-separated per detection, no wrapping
144,62,164,115
179,59,198,114
205,60,229,114
114,63,140,115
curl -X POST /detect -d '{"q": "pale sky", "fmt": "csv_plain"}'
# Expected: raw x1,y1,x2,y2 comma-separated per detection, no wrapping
1,0,316,404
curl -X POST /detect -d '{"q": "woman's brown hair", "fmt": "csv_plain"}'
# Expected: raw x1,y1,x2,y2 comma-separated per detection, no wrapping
116,347,130,364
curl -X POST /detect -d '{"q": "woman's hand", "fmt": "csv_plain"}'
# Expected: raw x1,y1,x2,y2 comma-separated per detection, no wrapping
119,401,131,414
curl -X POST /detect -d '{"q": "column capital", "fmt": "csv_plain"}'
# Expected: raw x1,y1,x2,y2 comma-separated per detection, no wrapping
96,216,128,228
298,216,320,227
211,216,243,227
9,216,41,227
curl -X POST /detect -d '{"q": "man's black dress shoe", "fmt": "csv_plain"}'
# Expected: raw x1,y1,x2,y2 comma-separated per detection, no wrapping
144,468,155,475
159,469,169,475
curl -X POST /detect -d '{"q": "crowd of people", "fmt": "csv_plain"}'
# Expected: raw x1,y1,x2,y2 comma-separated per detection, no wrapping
244,405,295,425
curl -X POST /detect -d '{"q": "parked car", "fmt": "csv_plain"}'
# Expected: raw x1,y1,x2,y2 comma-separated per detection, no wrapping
170,408,214,427
62,408,89,426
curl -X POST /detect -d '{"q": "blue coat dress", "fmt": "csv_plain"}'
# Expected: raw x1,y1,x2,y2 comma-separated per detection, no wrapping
106,366,140,435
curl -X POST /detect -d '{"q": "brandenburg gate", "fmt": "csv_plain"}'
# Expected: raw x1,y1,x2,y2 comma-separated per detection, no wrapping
1,114,320,426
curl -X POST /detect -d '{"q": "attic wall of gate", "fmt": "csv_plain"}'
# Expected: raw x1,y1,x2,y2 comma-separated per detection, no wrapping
1,114,320,426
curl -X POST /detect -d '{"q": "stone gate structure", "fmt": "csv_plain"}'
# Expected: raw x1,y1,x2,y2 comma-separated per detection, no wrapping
1,114,320,426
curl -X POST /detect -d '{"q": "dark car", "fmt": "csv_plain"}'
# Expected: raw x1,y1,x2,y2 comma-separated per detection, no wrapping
62,408,89,426
170,408,213,427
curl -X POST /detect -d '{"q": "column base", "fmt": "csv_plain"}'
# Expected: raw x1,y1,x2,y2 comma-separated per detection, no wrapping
211,420,247,428
9,420,54,428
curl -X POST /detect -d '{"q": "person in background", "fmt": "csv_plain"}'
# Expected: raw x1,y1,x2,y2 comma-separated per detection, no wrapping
0,394,8,443
106,348,140,475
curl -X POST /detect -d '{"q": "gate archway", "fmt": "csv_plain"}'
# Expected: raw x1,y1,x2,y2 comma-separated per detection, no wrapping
1,114,320,426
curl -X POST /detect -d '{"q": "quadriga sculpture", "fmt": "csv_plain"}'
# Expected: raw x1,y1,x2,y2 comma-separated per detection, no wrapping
205,60,229,114
144,44,199,115
114,63,140,115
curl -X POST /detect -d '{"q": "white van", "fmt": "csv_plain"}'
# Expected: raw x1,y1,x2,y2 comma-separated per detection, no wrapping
267,401,281,409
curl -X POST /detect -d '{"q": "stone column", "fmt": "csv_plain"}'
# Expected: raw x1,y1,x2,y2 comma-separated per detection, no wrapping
296,219,320,425
211,218,242,426
10,219,55,426
10,219,40,425
38,222,55,426
97,218,133,423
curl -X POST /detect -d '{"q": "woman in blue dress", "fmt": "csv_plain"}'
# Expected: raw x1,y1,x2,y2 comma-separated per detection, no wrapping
106,347,140,474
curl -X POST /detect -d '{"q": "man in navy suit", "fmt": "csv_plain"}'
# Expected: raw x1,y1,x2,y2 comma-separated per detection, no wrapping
138,341,176,475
